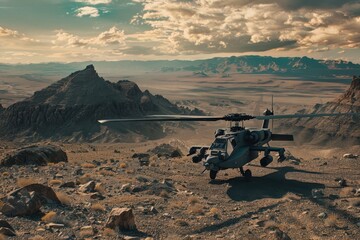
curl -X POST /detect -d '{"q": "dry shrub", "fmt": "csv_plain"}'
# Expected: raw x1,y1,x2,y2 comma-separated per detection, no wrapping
78,173,94,184
28,236,44,240
187,204,204,215
149,156,158,167
339,187,355,197
209,208,220,215
120,163,127,168
103,228,117,237
325,214,338,227
264,220,278,230
41,211,68,225
49,179,62,186
0,201,4,209
175,219,189,227
169,201,184,209
56,192,72,206
91,203,106,212
80,229,94,238
159,190,169,198
188,196,199,205
125,169,134,174
41,211,57,223
98,170,114,176
2,172,10,177
55,162,66,167
349,198,360,207
17,177,40,187
81,163,96,168
95,183,106,194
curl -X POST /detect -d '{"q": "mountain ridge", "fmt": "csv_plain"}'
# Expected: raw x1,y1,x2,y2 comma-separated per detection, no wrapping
0,65,198,142
281,75,360,146
1,56,359,79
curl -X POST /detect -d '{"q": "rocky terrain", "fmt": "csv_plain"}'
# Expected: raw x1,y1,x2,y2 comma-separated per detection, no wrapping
0,65,199,143
0,64,359,240
0,140,359,240
281,76,360,146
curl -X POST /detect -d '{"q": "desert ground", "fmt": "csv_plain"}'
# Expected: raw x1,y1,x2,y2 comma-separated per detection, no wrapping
0,71,359,239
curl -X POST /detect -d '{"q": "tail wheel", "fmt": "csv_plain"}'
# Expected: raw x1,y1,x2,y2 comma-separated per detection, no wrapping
244,169,252,181
210,170,218,180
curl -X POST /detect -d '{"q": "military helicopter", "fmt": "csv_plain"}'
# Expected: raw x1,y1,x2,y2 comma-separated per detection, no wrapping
98,110,357,180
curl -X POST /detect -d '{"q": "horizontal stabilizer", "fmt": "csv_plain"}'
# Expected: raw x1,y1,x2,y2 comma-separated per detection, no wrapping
271,134,294,141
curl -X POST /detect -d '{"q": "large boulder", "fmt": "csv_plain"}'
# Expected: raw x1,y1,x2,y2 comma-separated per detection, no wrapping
0,145,67,166
0,184,61,217
148,143,183,158
105,208,137,231
79,181,96,193
0,220,16,236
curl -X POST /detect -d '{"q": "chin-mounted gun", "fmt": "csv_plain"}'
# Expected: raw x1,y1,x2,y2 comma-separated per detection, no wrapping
187,146,209,163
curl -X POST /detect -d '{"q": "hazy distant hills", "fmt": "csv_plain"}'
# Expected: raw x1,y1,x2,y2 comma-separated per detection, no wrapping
282,76,360,146
0,65,199,142
1,56,359,79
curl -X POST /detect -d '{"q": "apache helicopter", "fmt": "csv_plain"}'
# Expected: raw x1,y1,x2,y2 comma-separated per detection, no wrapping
98,110,357,180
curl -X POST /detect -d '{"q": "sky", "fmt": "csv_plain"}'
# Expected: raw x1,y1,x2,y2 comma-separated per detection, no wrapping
0,0,360,64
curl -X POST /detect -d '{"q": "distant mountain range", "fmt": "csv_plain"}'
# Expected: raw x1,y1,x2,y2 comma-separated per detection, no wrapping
1,56,359,79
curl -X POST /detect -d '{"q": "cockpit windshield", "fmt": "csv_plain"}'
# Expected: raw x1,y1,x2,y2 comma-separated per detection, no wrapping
210,138,227,151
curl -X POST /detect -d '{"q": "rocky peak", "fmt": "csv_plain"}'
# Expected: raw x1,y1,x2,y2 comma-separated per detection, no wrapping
337,75,360,106
85,64,95,70
28,65,126,106
350,75,360,91
0,64,189,142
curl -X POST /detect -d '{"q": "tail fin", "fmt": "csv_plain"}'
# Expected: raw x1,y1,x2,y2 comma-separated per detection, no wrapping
271,95,274,130
262,108,273,129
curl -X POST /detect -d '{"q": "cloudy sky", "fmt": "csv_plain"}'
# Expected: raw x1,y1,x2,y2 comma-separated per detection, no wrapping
1,0,360,64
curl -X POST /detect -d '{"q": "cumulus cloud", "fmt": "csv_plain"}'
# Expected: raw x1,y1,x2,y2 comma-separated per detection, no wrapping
0,26,38,42
130,0,360,55
53,26,126,48
75,6,100,17
73,0,112,5
0,26,19,37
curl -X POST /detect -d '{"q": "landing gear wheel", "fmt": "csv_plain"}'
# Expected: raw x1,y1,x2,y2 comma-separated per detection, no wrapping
244,169,252,181
210,170,218,180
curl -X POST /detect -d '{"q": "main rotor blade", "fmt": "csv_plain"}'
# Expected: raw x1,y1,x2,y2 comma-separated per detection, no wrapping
98,115,224,123
255,112,359,120
148,115,224,120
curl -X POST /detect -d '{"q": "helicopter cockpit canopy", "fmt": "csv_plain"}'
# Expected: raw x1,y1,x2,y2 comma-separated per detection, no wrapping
210,136,235,157
210,138,226,151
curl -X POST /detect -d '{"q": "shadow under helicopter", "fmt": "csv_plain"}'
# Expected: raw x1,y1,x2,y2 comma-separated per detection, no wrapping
209,165,325,202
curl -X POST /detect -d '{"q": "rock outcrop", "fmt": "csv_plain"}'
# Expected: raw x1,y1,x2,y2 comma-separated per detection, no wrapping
0,145,67,166
281,76,360,146
0,184,61,217
148,143,183,158
105,208,137,231
0,65,195,142
0,220,16,236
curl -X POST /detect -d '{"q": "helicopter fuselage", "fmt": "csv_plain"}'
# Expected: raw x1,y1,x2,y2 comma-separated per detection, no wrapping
189,127,287,179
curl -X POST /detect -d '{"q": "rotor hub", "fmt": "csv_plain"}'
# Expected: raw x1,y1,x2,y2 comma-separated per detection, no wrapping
223,113,255,122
